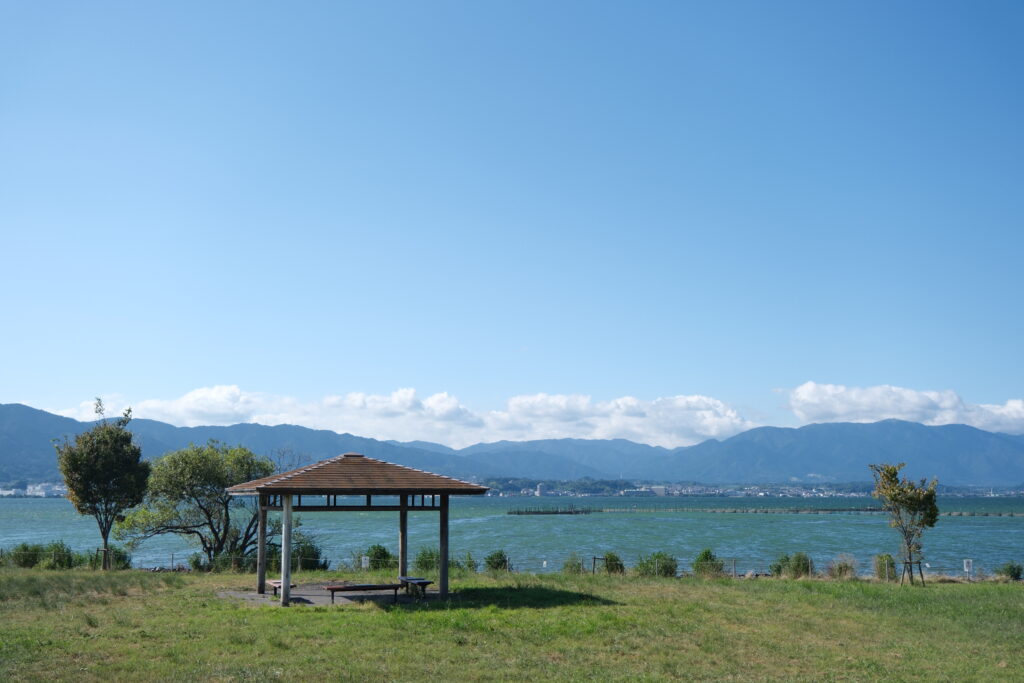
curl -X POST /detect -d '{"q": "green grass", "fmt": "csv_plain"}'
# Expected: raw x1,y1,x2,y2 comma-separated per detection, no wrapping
1,568,1021,681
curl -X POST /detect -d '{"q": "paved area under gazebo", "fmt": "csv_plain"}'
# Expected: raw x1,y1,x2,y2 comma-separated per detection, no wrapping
219,582,439,607
227,452,488,606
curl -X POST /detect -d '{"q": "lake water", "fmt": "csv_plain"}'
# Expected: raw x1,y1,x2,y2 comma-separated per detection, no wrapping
2,496,1022,576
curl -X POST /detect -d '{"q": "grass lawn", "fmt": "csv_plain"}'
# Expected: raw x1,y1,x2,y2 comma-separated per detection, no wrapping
1,568,1021,681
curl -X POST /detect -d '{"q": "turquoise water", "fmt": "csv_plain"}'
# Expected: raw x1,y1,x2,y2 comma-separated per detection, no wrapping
2,496,1022,576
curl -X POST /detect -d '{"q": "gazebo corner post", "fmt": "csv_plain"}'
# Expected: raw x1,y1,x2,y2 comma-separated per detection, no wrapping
256,493,268,594
280,493,293,606
399,494,408,577
439,494,449,600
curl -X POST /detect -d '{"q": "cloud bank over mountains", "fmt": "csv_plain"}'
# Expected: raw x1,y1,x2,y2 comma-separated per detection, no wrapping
56,382,1024,448
789,381,1024,435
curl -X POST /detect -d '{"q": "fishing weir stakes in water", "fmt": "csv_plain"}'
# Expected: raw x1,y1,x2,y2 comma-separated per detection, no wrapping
508,504,1022,517
507,505,598,515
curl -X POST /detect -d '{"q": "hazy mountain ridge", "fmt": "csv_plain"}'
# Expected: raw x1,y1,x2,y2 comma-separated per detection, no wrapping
2,404,1023,486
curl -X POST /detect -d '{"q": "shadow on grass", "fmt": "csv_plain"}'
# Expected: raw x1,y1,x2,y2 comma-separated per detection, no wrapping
441,585,618,609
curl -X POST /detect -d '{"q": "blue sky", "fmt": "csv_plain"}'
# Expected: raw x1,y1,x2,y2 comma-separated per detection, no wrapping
2,1,1022,446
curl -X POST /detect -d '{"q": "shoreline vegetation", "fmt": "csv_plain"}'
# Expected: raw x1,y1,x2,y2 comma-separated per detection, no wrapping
1,567,1021,680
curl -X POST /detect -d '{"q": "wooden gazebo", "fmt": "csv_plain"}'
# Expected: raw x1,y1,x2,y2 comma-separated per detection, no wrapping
227,453,488,605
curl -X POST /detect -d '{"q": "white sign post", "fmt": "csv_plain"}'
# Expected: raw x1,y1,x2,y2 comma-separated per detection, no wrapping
963,558,973,581
361,555,370,570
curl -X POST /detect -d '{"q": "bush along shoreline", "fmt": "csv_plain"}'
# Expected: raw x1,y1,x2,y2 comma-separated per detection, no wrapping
4,540,1022,585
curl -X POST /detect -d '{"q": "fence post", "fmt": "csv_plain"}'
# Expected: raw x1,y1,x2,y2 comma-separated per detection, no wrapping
732,558,737,578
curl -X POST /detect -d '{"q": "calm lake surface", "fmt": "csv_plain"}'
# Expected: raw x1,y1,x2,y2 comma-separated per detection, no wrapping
2,496,1022,576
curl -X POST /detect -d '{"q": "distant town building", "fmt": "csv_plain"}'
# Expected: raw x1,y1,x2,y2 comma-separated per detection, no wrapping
535,483,546,497
650,486,667,497
620,488,655,497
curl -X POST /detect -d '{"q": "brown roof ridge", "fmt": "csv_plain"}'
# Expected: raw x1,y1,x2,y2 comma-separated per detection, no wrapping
353,454,482,489
259,453,349,487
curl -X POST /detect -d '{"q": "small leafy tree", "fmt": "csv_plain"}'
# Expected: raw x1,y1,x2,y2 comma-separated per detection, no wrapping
561,552,585,574
874,553,897,581
635,551,677,577
463,551,479,573
771,552,814,578
116,441,273,568
870,462,939,584
485,549,510,571
826,554,857,580
413,547,440,573
56,399,150,569
996,562,1023,581
268,532,329,572
692,548,724,577
602,551,625,574
365,544,397,570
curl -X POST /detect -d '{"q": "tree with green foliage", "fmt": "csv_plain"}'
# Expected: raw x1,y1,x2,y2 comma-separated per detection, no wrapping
485,549,510,571
56,399,150,569
692,548,724,577
770,552,814,578
870,462,938,584
116,441,274,568
365,544,398,570
561,552,585,574
635,551,677,577
602,551,625,574
874,553,897,581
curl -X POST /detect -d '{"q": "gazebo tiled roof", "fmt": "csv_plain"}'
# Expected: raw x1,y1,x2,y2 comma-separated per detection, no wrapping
227,452,488,496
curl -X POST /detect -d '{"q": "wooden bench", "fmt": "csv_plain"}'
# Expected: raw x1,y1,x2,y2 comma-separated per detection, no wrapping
267,580,296,597
398,576,434,598
323,583,403,604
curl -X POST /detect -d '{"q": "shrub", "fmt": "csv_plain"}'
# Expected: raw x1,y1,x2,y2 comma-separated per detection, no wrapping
603,551,625,574
996,561,1023,581
463,551,479,573
6,542,47,568
636,551,677,577
485,549,510,572
771,552,814,578
769,554,789,577
37,541,83,569
561,552,585,574
692,548,724,578
365,544,398,570
87,544,131,570
413,547,440,573
291,534,330,571
788,552,814,578
874,553,897,581
826,554,858,580
2,541,92,570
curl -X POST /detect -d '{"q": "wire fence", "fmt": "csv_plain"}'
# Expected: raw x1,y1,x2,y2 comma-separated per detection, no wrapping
0,547,1014,582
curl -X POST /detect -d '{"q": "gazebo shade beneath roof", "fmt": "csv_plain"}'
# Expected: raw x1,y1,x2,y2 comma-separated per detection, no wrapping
227,453,488,496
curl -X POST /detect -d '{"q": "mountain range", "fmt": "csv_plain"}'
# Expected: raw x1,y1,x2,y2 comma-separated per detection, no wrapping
2,403,1024,486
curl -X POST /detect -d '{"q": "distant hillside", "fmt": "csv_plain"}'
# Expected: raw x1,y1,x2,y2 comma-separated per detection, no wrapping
654,420,1024,485
2,404,1023,486
0,404,605,483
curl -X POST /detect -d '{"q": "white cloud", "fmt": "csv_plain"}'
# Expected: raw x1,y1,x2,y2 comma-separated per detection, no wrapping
788,381,1024,434
56,385,755,448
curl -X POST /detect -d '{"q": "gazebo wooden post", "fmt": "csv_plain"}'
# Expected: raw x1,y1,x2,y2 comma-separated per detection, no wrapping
399,494,408,576
440,494,449,599
256,494,268,594
280,494,293,606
